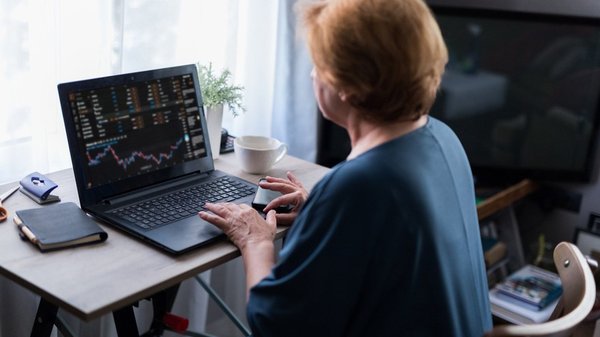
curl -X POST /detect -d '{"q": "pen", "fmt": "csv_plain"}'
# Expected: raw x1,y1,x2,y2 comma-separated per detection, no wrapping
13,215,38,244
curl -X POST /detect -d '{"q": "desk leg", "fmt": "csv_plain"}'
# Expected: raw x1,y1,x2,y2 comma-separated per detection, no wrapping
145,284,180,336
30,298,58,337
113,306,140,337
195,275,251,337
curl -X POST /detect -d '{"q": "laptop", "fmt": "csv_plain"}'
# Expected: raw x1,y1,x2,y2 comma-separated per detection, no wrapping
58,64,257,254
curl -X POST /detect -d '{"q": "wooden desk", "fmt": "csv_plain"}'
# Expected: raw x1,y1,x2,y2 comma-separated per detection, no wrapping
0,153,328,334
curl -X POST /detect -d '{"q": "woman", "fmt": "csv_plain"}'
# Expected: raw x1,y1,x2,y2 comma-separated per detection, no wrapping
199,0,492,336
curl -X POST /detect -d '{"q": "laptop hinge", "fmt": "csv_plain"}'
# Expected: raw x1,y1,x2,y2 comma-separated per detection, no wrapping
103,172,210,206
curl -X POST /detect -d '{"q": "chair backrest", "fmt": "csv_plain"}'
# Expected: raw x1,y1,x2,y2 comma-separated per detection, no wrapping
485,242,596,337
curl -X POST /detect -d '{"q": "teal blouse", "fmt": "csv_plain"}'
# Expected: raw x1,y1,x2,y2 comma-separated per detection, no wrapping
247,117,492,337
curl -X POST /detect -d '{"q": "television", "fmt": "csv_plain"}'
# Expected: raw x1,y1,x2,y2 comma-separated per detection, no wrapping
428,1,600,185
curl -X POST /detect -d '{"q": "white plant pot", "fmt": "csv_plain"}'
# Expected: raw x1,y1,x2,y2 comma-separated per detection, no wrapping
205,105,224,159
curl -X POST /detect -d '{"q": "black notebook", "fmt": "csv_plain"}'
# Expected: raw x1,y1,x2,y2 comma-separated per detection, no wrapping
14,202,108,252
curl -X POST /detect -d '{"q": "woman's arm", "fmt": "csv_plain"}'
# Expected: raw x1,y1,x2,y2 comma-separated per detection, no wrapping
241,240,275,298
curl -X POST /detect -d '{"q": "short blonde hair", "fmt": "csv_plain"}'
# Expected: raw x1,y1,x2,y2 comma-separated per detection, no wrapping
299,0,448,123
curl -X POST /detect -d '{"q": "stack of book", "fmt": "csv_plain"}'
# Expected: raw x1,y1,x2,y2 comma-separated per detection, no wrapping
489,264,563,324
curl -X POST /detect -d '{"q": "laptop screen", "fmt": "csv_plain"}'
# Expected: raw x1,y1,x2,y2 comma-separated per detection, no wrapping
59,65,214,205
66,72,207,189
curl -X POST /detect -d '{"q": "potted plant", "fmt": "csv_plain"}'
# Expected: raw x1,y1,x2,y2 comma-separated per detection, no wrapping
197,62,245,158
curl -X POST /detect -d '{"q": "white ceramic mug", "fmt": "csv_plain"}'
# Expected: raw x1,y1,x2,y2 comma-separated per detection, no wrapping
234,136,288,174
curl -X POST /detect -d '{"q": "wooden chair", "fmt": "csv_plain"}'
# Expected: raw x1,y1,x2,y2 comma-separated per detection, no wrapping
486,242,597,337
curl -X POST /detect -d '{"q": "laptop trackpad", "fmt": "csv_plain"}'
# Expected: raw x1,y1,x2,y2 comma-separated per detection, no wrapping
144,216,224,253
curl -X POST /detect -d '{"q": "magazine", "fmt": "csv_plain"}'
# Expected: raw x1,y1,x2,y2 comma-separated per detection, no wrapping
496,265,562,310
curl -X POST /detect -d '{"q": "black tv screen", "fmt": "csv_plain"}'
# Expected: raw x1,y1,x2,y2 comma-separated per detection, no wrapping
429,5,600,185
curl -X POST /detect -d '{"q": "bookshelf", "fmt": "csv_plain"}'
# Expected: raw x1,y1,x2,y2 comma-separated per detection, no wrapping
477,179,538,220
477,179,539,281
486,257,510,277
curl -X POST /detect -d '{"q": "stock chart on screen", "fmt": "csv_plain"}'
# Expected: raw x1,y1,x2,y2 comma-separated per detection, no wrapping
67,73,207,188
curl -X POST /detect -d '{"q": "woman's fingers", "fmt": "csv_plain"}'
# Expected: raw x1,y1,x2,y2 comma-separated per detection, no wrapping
198,210,228,230
286,171,305,188
199,203,233,229
259,181,296,194
265,210,277,229
263,192,300,212
261,173,306,196
203,202,233,217
275,213,296,225
199,201,275,249
264,175,290,184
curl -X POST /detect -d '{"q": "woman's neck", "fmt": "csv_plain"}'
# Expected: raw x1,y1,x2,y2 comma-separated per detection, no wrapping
346,114,427,160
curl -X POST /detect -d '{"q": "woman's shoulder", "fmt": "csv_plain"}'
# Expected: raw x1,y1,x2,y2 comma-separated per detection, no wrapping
424,116,462,143
314,156,395,197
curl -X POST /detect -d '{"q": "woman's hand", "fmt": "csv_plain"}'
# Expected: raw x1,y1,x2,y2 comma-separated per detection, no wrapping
199,202,277,252
199,203,277,296
260,171,308,225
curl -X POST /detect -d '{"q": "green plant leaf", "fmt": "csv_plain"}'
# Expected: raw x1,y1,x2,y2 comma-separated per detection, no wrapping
197,62,245,117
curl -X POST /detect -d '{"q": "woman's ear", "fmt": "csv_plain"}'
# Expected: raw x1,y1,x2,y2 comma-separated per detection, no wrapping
338,91,350,102
338,91,361,106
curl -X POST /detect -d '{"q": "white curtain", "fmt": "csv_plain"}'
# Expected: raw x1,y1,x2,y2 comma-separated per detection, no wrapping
271,0,317,161
0,1,317,336
0,0,291,186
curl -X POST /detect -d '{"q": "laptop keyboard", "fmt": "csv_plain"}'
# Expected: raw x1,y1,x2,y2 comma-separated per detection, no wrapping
110,177,255,230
